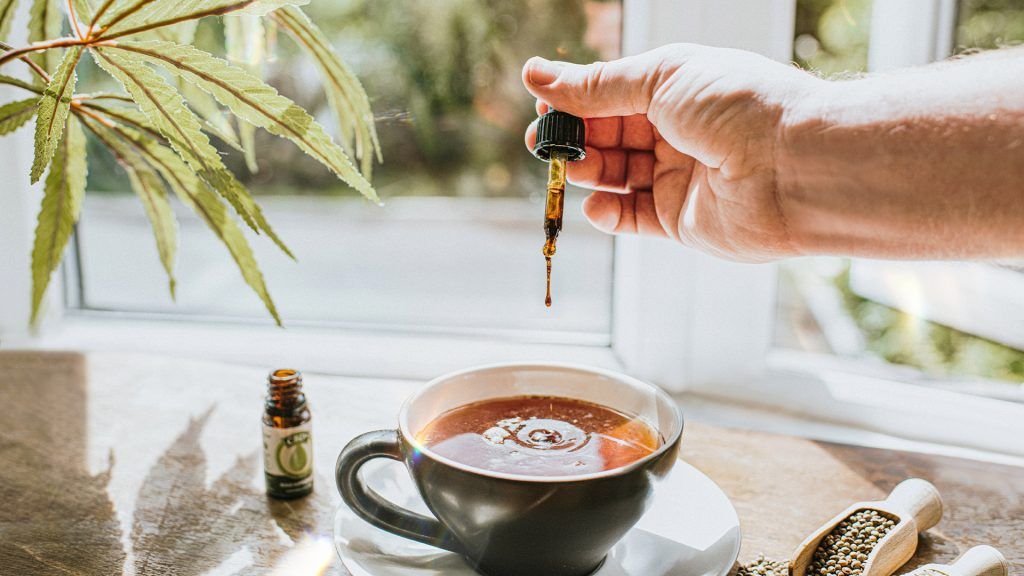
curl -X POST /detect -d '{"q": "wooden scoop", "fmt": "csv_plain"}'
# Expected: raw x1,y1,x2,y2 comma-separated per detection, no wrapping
907,546,1009,576
791,479,944,576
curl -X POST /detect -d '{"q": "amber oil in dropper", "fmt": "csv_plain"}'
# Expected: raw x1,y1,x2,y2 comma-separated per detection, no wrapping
531,109,586,307
543,150,568,306
262,369,313,499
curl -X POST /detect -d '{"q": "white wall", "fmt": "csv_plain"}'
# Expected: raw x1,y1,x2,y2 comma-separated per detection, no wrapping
0,3,54,343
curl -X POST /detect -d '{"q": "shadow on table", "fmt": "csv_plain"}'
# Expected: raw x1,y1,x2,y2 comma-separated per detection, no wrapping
131,407,345,576
0,351,126,575
0,350,345,576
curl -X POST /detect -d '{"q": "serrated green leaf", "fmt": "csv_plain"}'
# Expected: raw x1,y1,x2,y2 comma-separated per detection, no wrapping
80,112,177,299
111,40,377,202
178,78,241,151
0,73,43,94
72,0,94,24
224,12,264,172
83,99,227,154
91,46,294,259
143,18,197,43
225,13,265,69
27,0,64,76
272,6,380,179
0,0,18,42
237,119,257,173
0,98,39,134
97,0,308,40
31,46,82,184
83,116,280,324
90,46,256,226
30,115,87,325
118,155,178,297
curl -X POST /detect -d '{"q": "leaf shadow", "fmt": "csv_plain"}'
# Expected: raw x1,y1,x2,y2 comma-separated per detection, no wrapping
131,406,344,576
0,351,126,575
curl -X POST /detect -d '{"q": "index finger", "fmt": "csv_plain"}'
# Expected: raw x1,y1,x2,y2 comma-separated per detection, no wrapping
524,115,656,152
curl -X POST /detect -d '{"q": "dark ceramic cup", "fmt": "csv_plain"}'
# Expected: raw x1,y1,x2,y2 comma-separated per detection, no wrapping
336,363,683,576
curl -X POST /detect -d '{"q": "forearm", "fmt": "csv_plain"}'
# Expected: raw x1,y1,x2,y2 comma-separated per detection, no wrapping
778,48,1024,259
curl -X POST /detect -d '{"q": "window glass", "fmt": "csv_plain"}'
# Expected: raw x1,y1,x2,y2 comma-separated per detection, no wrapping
955,0,1024,52
777,0,1024,394
71,1,621,340
793,0,872,74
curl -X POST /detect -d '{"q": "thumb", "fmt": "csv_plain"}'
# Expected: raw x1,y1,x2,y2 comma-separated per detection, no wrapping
522,50,666,118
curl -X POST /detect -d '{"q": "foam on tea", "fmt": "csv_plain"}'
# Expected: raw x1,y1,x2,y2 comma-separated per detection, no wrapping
416,396,660,476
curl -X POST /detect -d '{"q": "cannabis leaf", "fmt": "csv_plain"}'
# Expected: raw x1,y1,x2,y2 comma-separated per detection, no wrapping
178,78,241,151
83,115,179,296
31,46,82,183
0,73,42,93
91,46,294,258
0,0,16,42
0,98,38,134
27,0,62,76
110,40,378,202
80,113,281,324
30,115,87,325
1,0,380,326
71,0,93,23
224,12,263,172
272,6,381,179
96,0,310,40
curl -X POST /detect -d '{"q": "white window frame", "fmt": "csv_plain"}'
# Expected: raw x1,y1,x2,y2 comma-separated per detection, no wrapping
4,0,1023,457
617,0,1024,459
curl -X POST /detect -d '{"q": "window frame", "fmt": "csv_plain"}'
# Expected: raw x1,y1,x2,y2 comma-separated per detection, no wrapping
5,0,1023,458
617,0,1024,459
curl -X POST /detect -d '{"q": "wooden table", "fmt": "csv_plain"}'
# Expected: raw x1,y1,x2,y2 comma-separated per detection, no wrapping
1,351,1021,576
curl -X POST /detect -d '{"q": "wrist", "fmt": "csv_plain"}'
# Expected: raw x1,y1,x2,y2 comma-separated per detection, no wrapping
773,76,836,256
774,77,872,256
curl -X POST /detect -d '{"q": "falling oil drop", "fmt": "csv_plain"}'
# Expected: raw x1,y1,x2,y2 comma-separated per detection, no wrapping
545,256,552,307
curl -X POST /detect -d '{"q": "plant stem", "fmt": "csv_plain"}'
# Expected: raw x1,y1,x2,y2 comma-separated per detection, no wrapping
73,103,115,128
0,40,53,83
76,92,134,103
0,38,88,68
96,0,257,41
78,100,166,141
87,0,118,38
21,57,50,82
91,0,156,39
67,0,84,40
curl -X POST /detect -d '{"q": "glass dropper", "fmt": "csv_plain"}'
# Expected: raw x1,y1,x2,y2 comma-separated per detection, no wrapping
531,109,586,308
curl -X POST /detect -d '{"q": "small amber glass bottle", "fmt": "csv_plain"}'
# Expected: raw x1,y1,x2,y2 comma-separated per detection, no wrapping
262,369,313,499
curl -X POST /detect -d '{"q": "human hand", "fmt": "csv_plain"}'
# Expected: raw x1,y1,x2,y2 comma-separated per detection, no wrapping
523,44,820,262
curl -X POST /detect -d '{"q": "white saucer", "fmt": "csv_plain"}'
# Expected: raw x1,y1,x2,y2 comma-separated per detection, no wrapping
334,458,742,576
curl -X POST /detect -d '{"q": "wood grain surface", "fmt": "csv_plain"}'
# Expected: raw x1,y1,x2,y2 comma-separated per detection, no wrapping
0,351,1020,576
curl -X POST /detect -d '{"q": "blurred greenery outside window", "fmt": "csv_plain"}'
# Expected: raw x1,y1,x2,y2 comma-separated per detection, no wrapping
68,1,622,333
784,0,1024,386
78,0,622,201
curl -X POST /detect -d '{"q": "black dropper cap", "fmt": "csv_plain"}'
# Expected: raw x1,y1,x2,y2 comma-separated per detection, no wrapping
532,109,586,162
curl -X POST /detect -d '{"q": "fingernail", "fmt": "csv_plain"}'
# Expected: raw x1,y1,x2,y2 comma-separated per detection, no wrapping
528,58,562,86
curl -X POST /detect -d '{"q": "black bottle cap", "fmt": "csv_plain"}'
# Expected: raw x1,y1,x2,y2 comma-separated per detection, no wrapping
532,109,586,162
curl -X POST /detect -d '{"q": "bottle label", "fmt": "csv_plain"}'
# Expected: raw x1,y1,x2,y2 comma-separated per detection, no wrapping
263,422,313,496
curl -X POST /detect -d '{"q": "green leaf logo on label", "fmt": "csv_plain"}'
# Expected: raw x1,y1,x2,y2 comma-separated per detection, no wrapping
275,431,312,477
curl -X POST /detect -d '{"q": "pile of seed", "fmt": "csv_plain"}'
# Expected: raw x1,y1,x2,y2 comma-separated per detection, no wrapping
737,555,789,576
806,509,897,576
736,509,898,576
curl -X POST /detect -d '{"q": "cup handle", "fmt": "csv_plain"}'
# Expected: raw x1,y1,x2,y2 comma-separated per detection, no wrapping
336,429,463,553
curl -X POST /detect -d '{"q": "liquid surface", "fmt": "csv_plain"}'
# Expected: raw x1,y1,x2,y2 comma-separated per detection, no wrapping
416,396,660,476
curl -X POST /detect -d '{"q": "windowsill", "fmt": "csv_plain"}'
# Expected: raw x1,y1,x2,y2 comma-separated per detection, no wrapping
14,315,1024,462
677,391,1024,468
17,314,623,381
